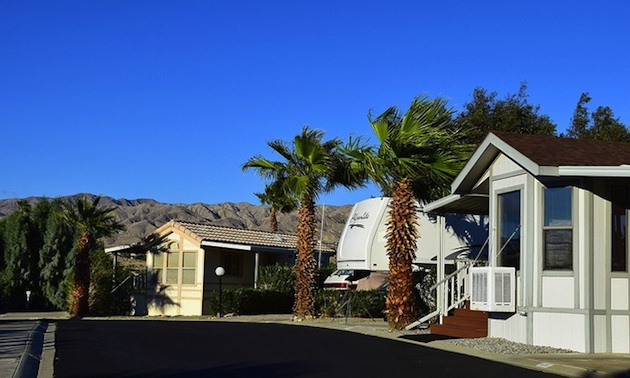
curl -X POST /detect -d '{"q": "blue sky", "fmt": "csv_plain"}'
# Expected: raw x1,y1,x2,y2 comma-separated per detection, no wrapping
1,1,629,206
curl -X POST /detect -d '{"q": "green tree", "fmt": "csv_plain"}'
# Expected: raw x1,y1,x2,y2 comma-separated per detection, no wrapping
566,92,591,139
343,96,471,329
0,208,36,309
243,127,363,317
456,82,556,145
255,179,298,232
565,92,630,142
39,199,77,310
60,195,124,316
0,198,77,310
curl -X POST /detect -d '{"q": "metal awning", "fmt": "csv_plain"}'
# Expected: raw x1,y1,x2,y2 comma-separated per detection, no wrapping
423,194,489,215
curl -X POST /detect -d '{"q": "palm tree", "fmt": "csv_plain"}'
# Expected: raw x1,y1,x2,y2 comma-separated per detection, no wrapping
255,179,298,232
60,195,124,316
243,127,364,317
342,96,471,329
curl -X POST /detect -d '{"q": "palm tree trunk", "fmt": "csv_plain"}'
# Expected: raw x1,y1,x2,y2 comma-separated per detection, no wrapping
293,194,316,317
270,207,278,232
386,178,419,329
70,232,91,317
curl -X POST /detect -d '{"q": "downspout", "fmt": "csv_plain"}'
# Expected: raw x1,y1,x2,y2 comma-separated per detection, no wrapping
254,252,260,289
437,214,445,322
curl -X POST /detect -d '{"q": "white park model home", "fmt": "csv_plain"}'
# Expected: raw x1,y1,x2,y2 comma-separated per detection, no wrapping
425,131,630,353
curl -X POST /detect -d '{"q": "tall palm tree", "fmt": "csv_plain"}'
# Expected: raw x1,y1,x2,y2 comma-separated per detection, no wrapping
243,127,364,317
343,96,471,329
255,179,298,232
60,195,124,316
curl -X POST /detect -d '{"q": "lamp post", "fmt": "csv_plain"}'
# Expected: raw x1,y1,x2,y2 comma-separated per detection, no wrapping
215,266,225,317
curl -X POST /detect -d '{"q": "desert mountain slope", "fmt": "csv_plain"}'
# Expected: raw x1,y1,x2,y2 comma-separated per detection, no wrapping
0,194,353,248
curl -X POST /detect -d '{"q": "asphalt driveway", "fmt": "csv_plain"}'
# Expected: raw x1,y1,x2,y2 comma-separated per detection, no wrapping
54,319,560,378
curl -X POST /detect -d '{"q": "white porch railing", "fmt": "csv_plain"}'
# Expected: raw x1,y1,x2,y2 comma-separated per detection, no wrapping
405,260,473,330
406,237,489,330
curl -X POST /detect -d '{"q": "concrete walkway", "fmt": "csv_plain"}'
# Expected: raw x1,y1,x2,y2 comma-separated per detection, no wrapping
1,312,630,377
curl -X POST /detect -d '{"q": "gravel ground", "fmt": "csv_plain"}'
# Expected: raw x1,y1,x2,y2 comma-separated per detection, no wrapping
438,337,578,355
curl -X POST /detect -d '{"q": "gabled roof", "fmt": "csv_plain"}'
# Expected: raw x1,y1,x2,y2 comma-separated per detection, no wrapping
491,131,630,167
155,220,299,250
154,220,335,253
453,132,630,195
425,132,630,214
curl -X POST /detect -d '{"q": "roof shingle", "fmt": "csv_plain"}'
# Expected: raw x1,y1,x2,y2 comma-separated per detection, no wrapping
492,131,630,167
174,221,298,249
159,221,335,253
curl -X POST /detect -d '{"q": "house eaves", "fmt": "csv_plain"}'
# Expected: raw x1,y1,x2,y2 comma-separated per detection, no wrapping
422,194,489,215
201,240,252,251
428,132,630,215
556,166,630,177
452,132,541,194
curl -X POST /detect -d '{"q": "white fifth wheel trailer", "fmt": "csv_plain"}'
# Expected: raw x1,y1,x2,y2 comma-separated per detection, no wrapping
336,197,487,272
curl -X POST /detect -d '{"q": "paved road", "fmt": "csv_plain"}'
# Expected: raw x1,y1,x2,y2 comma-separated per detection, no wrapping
0,320,46,378
54,320,560,378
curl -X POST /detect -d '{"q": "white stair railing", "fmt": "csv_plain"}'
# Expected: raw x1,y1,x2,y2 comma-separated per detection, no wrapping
406,261,472,330
406,237,490,330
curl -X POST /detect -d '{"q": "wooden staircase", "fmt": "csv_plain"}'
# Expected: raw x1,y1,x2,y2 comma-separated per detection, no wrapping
429,302,488,338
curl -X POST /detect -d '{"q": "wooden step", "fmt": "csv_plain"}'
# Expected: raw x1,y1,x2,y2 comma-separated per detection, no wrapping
452,308,488,320
430,323,487,339
441,316,487,330
430,306,489,339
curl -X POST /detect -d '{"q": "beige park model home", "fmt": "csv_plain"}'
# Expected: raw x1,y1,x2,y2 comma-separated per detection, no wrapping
145,221,331,316
426,131,630,353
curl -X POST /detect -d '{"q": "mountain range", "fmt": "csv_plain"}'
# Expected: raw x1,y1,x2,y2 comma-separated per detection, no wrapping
0,194,353,248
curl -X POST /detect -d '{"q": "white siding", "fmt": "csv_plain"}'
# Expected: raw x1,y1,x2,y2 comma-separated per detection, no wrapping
611,315,630,353
488,313,527,343
492,154,525,176
594,315,607,353
533,312,586,352
612,278,629,310
593,193,608,310
577,188,589,310
542,276,574,308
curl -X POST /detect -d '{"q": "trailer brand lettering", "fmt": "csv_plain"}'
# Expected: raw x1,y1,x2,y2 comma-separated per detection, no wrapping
351,212,369,222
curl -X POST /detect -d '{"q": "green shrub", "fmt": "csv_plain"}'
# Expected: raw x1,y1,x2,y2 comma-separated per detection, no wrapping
315,265,336,289
257,264,294,293
207,288,293,315
88,247,132,316
315,289,386,318
315,289,344,317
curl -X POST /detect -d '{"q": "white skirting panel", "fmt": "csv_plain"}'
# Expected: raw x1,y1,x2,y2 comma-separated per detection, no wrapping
611,278,629,311
533,312,586,352
611,315,630,353
594,315,608,353
488,313,527,344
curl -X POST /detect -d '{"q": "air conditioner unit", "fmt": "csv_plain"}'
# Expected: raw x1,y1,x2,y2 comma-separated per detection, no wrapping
470,266,516,312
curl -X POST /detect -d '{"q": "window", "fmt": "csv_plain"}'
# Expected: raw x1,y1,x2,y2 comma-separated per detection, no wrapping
498,191,521,270
182,252,197,284
223,253,242,277
166,252,179,284
543,187,573,270
151,253,164,284
612,186,628,272
151,239,198,285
